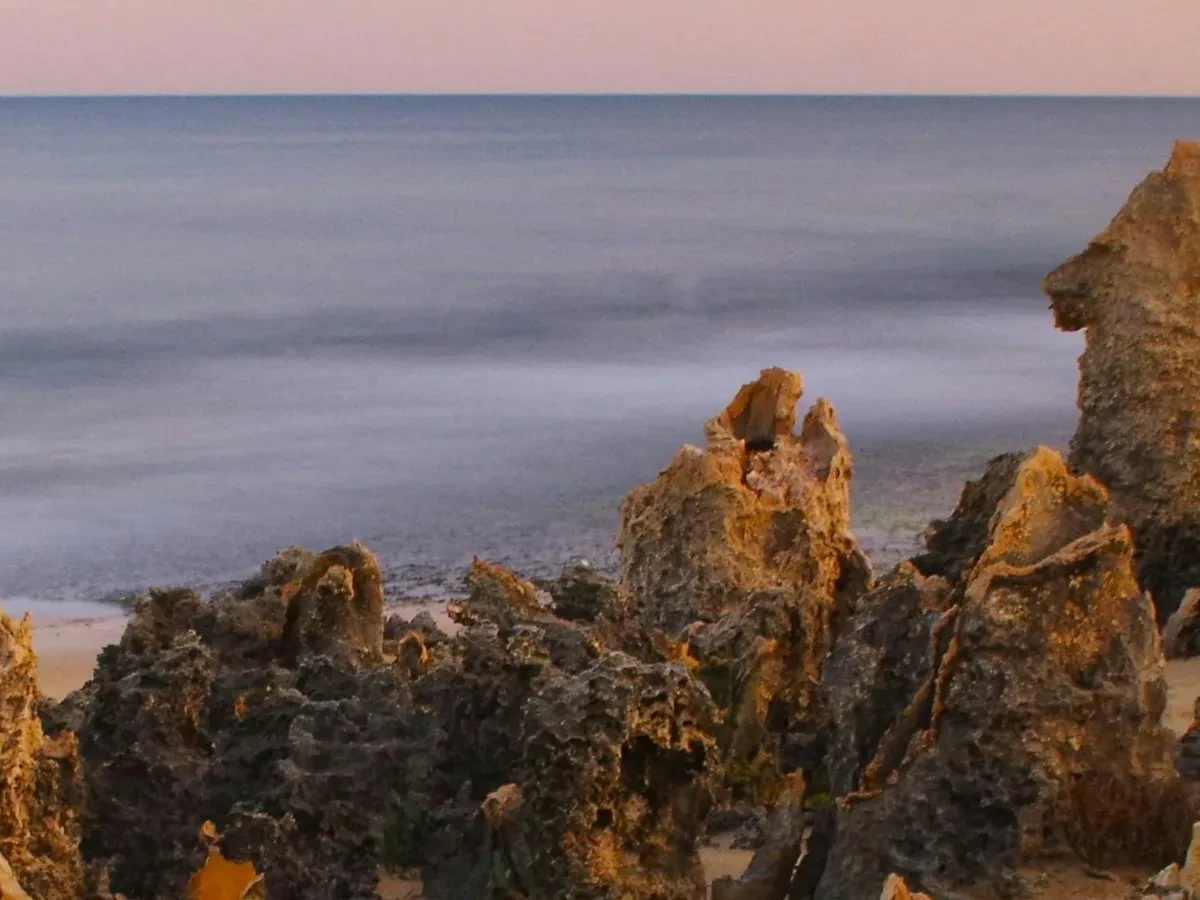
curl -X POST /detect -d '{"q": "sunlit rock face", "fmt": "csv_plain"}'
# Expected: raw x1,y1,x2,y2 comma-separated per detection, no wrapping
817,448,1182,900
617,368,872,802
619,367,871,636
1044,140,1200,621
0,611,86,900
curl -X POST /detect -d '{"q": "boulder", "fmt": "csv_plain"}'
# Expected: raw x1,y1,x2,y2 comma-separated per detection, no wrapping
1044,140,1200,621
816,448,1183,899
0,609,86,900
618,367,871,636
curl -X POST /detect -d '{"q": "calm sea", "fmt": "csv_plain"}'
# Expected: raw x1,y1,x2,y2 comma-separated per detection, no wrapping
2,95,1196,615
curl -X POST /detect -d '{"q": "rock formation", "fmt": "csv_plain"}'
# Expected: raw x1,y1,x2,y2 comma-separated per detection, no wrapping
816,447,1183,899
429,654,718,900
57,544,408,900
1164,590,1200,659
618,367,871,636
617,368,871,801
0,610,87,900
1044,140,1200,621
44,542,728,900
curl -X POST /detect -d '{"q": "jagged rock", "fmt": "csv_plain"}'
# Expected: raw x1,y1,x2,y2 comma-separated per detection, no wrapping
618,368,871,803
548,561,626,623
0,610,86,900
912,452,1026,586
821,565,953,798
686,589,826,802
618,367,871,636
1044,140,1200,621
816,448,1182,900
1164,590,1200,660
711,774,807,900
59,545,417,900
279,542,384,664
427,653,717,900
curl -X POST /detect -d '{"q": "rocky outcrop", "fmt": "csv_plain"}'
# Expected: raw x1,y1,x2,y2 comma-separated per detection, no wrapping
1164,590,1200,660
62,545,409,900
433,654,717,900
0,610,86,900
618,367,871,636
618,368,871,802
817,447,1182,899
1044,140,1200,621
53,545,728,900
821,565,953,799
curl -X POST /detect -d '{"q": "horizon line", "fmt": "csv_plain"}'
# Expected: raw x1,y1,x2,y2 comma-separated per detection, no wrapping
2,90,1198,101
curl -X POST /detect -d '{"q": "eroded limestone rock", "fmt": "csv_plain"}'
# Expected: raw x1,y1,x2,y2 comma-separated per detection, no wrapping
1044,140,1200,620
618,369,871,802
63,546,408,900
817,448,1182,899
427,654,717,900
618,367,871,636
0,610,86,900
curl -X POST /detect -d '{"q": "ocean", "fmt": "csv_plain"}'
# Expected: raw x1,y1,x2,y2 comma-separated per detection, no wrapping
2,95,1196,616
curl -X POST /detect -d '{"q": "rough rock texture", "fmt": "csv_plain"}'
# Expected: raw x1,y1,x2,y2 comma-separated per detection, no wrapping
62,545,412,900
58,546,724,900
430,654,718,900
821,565,953,799
1044,140,1200,621
685,589,826,801
618,367,871,636
816,447,1182,899
1164,590,1200,660
617,368,871,802
0,610,86,900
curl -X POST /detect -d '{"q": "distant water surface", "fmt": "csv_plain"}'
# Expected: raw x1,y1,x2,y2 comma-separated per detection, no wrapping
2,95,1196,610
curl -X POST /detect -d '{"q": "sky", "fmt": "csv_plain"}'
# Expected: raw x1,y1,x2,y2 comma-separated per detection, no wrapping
2,0,1198,96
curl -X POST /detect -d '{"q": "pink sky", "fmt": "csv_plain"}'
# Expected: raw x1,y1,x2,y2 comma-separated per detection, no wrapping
2,0,1198,96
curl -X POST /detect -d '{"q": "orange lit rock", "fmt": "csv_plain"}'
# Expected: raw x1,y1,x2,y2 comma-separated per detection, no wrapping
1044,140,1200,621
0,610,85,900
619,366,870,635
819,448,1180,899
